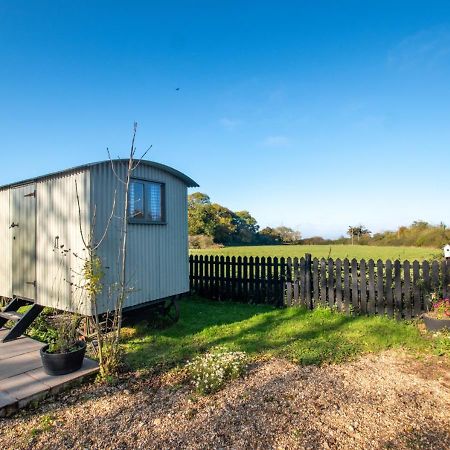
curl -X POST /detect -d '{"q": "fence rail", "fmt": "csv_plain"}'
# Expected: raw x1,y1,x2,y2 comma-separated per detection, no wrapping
189,254,450,318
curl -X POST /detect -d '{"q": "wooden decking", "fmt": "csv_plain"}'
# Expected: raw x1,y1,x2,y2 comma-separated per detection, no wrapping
0,328,98,416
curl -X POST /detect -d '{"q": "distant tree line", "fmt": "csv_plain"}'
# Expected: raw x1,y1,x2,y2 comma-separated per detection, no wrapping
188,193,450,249
188,192,301,248
315,221,450,249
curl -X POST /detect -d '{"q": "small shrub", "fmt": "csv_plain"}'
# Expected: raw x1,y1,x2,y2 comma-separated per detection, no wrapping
189,234,222,249
186,347,247,394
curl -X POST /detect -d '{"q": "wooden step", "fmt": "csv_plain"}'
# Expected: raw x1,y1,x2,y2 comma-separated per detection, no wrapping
0,311,23,322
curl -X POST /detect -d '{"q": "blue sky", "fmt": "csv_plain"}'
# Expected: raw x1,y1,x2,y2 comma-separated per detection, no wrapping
1,1,450,238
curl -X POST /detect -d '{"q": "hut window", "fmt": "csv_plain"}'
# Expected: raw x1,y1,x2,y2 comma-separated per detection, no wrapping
128,179,165,223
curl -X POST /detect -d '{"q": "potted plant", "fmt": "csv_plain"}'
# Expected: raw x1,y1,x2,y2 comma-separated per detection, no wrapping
423,297,450,332
40,313,86,376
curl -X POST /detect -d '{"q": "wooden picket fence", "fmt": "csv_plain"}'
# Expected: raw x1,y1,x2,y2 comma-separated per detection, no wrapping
189,254,450,318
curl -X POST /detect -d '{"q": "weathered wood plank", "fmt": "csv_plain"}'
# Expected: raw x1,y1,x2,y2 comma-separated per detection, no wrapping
273,257,279,306
313,258,319,307
343,258,350,313
266,257,272,304
327,258,335,307
442,259,448,298
260,257,266,303
422,260,430,311
320,258,327,305
230,256,236,300
254,256,260,302
242,256,248,301
199,255,204,296
293,257,299,305
351,259,358,313
300,257,306,307
368,259,375,315
335,258,343,311
360,259,367,314
376,259,384,316
412,260,421,317
394,260,402,320
219,256,225,300
278,256,286,306
385,259,393,318
305,254,312,308
403,260,411,320
431,260,439,295
225,256,231,300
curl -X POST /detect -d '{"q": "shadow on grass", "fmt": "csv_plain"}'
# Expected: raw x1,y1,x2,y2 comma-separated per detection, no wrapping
122,296,378,370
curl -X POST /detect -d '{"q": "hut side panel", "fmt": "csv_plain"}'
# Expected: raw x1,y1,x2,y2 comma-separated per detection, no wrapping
90,163,189,314
36,170,91,315
0,189,12,298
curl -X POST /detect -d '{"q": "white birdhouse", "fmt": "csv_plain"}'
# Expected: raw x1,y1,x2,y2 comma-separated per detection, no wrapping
444,244,450,259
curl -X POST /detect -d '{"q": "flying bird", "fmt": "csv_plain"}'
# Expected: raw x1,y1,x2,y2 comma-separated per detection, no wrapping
175,87,180,91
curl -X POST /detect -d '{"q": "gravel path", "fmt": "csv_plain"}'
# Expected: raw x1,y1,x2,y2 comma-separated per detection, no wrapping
1,350,449,449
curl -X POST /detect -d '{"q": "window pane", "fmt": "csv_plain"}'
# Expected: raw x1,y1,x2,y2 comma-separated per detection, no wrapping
129,182,144,219
147,182,162,221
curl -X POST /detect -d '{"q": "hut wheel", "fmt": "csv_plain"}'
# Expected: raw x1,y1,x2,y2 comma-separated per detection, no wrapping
162,296,180,323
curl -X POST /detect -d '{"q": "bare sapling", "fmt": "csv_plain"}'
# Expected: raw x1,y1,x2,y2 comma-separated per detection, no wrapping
75,122,151,379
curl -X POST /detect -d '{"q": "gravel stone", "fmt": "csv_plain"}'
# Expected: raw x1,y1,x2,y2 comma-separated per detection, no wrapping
0,350,449,449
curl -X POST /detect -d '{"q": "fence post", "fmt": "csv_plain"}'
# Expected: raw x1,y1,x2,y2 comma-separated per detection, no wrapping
305,253,312,309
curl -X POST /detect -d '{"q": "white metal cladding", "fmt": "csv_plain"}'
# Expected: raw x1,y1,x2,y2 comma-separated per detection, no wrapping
35,170,91,315
0,189,12,298
90,162,189,314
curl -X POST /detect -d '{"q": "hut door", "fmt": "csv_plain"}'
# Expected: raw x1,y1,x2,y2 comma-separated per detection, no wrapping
11,183,37,300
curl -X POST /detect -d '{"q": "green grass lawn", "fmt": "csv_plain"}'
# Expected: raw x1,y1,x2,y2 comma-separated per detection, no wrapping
190,244,440,261
122,296,449,370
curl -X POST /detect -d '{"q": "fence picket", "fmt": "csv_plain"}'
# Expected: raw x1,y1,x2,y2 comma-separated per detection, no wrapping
413,261,421,317
431,260,439,295
286,257,292,307
199,255,204,296
403,260,411,320
394,260,402,319
442,260,448,298
313,258,319,306
209,256,217,298
368,259,375,315
335,258,343,311
360,259,367,314
231,256,236,300
351,259,358,312
293,257,299,305
377,260,384,315
343,259,350,313
300,257,306,307
260,257,266,303
385,260,393,318
242,257,248,301
327,258,335,307
305,254,312,308
225,256,231,300
266,257,272,304
422,260,430,311
249,256,254,303
219,256,225,300
320,258,327,305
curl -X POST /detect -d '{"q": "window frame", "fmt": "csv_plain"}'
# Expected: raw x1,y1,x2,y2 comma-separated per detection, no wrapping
128,177,166,225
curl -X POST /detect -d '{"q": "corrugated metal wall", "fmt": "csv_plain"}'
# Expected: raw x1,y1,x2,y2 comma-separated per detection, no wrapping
90,162,189,314
35,170,91,314
0,189,12,298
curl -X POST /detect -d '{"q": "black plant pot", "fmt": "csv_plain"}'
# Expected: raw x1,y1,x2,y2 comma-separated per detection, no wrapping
423,314,450,332
40,341,87,376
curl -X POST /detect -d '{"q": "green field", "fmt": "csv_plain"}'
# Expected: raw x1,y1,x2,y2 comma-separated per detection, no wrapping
190,244,441,261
